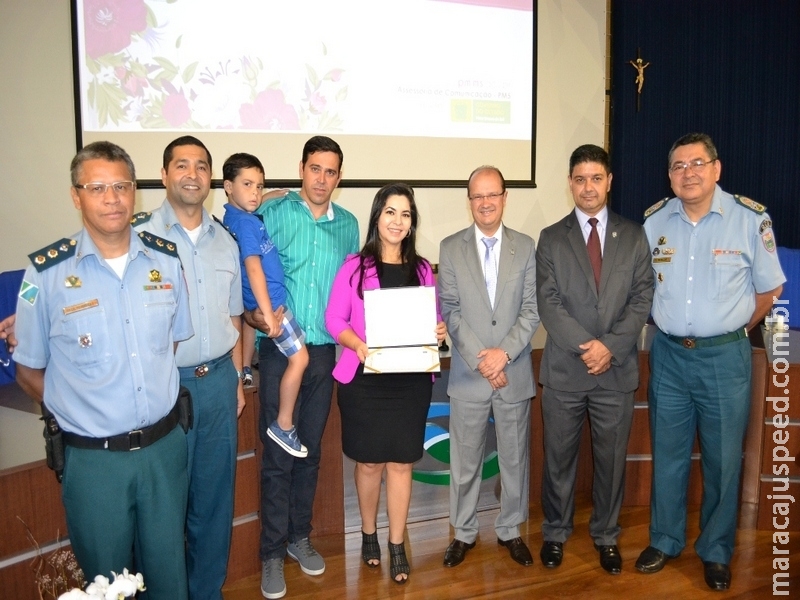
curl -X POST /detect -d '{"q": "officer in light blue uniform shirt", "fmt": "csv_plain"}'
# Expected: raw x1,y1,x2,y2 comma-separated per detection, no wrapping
635,133,785,591
132,136,245,600
14,141,194,600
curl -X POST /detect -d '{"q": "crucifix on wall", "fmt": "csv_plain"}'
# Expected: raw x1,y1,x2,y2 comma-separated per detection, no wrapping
628,49,650,112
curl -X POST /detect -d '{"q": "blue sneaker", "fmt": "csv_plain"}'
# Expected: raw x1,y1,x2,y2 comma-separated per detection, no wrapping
242,366,254,386
267,421,308,458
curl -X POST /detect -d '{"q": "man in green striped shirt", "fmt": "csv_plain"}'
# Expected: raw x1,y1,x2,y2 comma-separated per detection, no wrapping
250,136,359,599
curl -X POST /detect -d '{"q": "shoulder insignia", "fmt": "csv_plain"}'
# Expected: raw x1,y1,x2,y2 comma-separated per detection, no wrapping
643,197,669,219
130,211,152,227
138,231,179,259
213,214,237,240
734,194,766,214
759,218,773,234
27,238,77,272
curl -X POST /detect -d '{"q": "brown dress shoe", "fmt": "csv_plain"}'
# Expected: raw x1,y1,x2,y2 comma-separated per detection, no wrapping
443,539,476,567
498,537,533,566
594,543,622,574
703,561,731,590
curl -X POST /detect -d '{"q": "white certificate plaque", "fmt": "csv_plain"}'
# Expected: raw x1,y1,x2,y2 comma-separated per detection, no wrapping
363,286,440,374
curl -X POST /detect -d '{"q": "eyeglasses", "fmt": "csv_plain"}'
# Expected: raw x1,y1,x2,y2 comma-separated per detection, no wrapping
669,159,715,174
74,181,136,196
469,192,505,202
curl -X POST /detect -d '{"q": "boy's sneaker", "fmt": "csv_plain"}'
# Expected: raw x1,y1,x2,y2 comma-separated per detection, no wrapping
287,538,326,575
242,366,254,386
267,421,308,458
261,558,286,599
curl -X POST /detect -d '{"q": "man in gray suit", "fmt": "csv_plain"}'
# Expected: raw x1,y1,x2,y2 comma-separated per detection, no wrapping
536,144,653,574
438,166,540,568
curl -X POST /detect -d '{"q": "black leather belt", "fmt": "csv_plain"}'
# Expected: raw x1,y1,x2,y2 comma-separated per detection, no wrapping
178,350,232,378
665,327,747,350
62,400,180,451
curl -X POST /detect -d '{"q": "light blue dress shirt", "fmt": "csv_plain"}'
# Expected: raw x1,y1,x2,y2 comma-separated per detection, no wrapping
643,185,786,337
14,228,193,437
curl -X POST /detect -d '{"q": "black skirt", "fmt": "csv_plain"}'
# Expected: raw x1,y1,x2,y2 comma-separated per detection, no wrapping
338,364,433,464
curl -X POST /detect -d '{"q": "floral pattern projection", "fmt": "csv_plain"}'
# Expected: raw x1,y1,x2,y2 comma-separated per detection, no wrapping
80,0,347,132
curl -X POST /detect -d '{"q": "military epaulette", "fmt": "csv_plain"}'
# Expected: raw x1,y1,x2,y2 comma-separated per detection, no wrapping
138,231,179,258
643,197,669,219
130,211,152,227
213,214,237,240
28,238,77,272
734,194,766,214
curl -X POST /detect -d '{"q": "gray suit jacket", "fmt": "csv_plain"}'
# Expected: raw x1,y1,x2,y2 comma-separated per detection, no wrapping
439,225,539,403
536,210,653,393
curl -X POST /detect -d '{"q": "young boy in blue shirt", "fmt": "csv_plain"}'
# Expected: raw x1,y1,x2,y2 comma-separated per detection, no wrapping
222,153,309,457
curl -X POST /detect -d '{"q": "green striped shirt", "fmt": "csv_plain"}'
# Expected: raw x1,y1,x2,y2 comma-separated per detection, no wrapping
257,191,359,344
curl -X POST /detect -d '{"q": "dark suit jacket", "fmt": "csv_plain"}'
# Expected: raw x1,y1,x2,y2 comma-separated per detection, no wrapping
536,209,653,393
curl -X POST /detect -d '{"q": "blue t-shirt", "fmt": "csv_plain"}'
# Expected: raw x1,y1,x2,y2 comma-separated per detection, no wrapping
223,203,287,311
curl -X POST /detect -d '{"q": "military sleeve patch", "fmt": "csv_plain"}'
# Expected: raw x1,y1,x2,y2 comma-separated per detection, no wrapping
138,231,180,259
734,195,766,214
19,280,39,305
644,197,669,219
758,218,773,234
130,211,152,227
762,230,776,252
27,238,77,272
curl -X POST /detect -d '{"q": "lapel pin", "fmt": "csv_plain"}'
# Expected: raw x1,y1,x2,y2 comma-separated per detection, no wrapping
612,232,617,238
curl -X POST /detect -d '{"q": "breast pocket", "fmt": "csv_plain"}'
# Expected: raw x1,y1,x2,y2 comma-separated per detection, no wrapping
57,303,111,368
213,257,237,314
708,252,746,302
142,288,176,355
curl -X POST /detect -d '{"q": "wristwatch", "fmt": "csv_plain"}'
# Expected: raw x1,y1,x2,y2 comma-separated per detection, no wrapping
236,369,246,383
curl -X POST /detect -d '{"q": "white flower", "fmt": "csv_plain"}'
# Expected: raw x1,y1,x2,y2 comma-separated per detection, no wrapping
58,590,91,599
85,574,110,595
105,577,137,599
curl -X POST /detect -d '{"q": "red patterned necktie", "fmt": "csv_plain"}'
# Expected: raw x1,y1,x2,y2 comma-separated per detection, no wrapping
587,217,602,292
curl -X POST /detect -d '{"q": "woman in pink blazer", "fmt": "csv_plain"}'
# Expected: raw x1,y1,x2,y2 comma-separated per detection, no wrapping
325,183,446,585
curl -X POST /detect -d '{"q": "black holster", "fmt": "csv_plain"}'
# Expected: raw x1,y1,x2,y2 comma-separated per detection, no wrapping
41,403,64,483
178,385,193,433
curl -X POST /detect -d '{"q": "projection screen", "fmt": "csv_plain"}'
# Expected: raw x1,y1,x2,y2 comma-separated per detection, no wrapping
72,0,536,186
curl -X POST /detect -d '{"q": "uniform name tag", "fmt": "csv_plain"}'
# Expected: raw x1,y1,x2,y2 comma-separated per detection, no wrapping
63,299,99,315
653,257,672,264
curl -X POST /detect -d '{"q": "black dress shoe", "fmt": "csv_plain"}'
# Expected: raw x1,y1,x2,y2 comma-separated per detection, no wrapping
635,546,680,574
539,541,563,568
703,561,731,591
594,543,622,575
498,537,533,566
443,539,476,567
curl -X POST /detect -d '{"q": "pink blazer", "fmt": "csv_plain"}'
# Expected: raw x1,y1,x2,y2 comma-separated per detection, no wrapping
325,254,440,384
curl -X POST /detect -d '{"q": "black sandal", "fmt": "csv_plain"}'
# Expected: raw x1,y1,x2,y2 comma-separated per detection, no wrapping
361,531,380,567
388,541,410,584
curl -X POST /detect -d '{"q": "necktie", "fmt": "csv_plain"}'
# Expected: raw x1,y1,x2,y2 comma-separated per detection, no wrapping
482,237,498,308
587,217,602,292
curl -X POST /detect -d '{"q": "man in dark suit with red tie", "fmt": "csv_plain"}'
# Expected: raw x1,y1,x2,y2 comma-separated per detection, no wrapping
535,144,653,574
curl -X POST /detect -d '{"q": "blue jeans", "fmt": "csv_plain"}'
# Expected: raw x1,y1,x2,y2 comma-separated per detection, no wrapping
258,340,335,559
182,356,238,600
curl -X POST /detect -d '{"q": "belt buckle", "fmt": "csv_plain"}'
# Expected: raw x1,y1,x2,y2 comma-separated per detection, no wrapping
195,364,209,377
682,338,696,349
128,429,143,451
